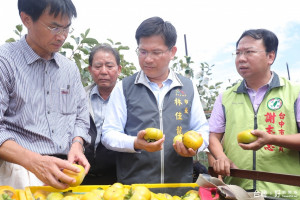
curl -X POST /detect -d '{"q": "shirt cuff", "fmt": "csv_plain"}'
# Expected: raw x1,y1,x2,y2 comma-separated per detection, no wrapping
73,126,91,145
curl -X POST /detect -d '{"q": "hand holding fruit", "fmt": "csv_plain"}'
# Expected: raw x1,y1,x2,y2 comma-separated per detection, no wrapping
62,164,85,187
182,130,203,150
68,137,90,175
27,154,85,190
144,128,163,142
238,129,270,151
173,130,203,157
134,128,165,152
237,129,257,144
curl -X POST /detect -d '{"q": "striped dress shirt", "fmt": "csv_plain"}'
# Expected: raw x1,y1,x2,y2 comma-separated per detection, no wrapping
0,36,90,155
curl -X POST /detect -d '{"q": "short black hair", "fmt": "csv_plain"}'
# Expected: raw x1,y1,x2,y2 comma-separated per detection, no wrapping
89,44,120,66
18,0,77,22
135,16,177,49
236,29,279,59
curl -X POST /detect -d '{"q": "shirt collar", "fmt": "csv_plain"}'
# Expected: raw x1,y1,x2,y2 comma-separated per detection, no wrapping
144,70,173,86
244,71,274,90
237,71,281,94
90,84,108,102
135,69,183,88
20,35,60,67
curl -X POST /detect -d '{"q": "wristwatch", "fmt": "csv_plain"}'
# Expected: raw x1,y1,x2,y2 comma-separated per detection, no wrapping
72,139,85,153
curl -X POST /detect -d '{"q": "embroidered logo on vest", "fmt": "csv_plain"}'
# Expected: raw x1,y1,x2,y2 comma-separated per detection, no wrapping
175,89,186,97
267,98,283,111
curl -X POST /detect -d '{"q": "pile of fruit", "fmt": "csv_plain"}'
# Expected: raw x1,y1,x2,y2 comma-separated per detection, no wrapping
0,186,18,200
31,183,201,200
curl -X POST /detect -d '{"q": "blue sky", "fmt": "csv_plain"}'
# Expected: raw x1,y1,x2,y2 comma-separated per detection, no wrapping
1,0,299,91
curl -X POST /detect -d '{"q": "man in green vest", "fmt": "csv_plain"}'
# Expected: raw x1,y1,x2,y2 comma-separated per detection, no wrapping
208,29,300,199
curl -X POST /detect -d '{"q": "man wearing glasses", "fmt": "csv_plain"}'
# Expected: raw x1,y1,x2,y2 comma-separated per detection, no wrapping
102,16,209,184
0,0,90,189
208,29,300,199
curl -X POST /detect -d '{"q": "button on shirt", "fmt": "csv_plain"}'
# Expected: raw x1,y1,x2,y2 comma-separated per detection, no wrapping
90,85,109,149
0,36,90,155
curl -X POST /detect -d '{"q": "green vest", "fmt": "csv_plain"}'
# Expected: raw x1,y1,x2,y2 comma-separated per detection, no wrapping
222,73,300,199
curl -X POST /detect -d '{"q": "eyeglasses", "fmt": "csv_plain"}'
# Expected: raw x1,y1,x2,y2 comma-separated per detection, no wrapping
232,50,266,57
39,21,74,35
136,48,170,58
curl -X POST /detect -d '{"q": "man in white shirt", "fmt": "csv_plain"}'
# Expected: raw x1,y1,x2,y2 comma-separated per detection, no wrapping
102,16,209,184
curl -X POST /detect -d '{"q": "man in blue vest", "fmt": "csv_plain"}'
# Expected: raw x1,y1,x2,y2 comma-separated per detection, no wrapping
102,16,209,184
208,29,300,199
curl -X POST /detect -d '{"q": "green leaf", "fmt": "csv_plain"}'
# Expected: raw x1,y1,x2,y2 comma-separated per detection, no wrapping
81,38,99,45
62,42,74,50
59,51,66,56
78,47,89,55
16,24,23,32
74,57,81,68
74,53,82,60
83,58,89,65
84,28,90,37
124,188,133,200
118,46,129,51
14,30,20,36
5,38,16,43
71,36,80,45
106,38,113,44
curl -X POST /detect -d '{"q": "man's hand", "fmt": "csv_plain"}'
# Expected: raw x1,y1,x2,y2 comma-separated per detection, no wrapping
28,154,82,189
0,140,84,189
239,130,270,151
68,137,90,175
173,140,196,157
212,155,238,177
134,130,165,152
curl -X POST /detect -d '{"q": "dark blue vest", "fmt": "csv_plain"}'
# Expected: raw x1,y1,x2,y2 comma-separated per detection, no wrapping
117,72,195,184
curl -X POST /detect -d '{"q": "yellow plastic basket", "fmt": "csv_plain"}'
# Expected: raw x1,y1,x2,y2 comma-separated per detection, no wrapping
16,189,27,200
132,183,199,196
0,187,26,200
25,183,199,199
25,185,110,200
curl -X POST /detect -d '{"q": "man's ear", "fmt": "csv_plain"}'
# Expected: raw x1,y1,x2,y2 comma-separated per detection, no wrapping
88,65,92,73
118,65,122,75
170,46,177,60
20,11,32,29
268,51,276,65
